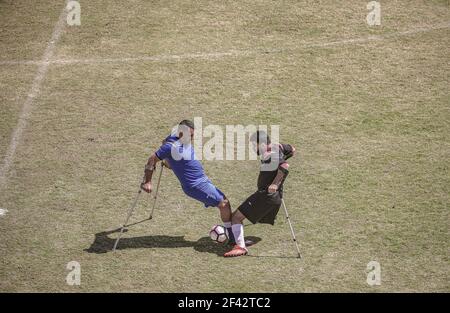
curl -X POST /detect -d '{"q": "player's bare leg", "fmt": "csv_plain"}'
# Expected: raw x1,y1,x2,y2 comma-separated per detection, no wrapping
217,198,231,223
231,209,246,224
217,198,236,244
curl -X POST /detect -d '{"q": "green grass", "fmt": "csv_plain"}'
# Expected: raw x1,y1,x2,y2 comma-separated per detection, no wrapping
0,0,449,292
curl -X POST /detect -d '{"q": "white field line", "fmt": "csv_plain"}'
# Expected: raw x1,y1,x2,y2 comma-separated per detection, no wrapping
0,2,68,188
0,208,8,216
0,22,449,67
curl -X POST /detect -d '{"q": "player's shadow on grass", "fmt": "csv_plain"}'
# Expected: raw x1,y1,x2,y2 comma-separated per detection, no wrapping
84,228,261,256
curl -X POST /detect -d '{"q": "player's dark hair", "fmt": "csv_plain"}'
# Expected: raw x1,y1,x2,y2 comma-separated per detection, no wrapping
250,130,271,145
179,119,195,130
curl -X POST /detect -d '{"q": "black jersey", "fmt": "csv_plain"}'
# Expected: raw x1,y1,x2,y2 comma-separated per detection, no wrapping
257,143,294,191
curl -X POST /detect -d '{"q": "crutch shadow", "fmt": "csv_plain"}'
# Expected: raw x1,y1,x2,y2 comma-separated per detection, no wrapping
84,228,261,256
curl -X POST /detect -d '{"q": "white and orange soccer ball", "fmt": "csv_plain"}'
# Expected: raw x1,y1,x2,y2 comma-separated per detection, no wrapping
209,225,228,243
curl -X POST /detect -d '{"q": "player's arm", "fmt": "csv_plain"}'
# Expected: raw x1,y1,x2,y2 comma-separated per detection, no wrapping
141,153,162,193
268,163,289,194
280,143,296,159
142,139,172,193
144,153,161,183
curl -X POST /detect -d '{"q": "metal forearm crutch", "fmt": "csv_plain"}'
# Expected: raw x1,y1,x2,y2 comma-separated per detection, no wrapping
281,198,302,258
149,163,163,219
113,183,144,252
112,164,164,251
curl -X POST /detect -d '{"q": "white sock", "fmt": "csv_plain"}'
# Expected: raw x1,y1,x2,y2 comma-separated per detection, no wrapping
223,222,232,228
231,224,246,249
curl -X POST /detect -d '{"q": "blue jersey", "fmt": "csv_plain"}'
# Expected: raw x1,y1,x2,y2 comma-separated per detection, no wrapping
155,135,209,190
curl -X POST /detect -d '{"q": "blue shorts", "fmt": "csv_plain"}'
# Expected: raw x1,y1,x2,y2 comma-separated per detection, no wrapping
183,181,225,208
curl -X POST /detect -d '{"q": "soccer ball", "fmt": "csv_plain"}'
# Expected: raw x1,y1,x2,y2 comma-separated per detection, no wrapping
209,225,228,243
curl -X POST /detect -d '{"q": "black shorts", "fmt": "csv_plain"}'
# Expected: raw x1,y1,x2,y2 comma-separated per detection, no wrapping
237,190,282,225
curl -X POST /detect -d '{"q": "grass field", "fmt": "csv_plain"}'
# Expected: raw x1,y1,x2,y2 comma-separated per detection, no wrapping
0,0,449,292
